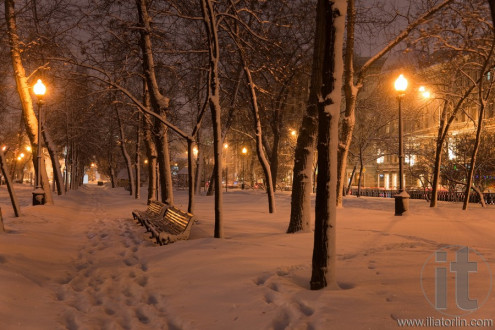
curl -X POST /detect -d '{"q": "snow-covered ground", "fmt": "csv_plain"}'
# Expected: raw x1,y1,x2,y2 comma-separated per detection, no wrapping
0,183,494,329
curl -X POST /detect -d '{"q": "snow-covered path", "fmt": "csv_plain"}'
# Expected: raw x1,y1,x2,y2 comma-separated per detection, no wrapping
1,183,495,329
56,186,164,329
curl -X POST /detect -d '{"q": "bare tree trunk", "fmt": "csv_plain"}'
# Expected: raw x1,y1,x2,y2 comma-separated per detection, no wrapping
201,0,224,238
42,130,64,195
0,149,20,217
0,208,4,233
270,132,280,192
337,0,357,207
206,169,215,196
240,54,276,213
357,149,364,197
286,0,326,233
135,112,141,199
187,140,195,213
430,136,444,207
463,78,492,209
144,122,157,199
346,164,357,195
5,0,53,204
142,80,157,200
137,0,173,205
115,106,136,196
472,185,487,207
109,166,116,188
194,142,203,195
310,0,346,291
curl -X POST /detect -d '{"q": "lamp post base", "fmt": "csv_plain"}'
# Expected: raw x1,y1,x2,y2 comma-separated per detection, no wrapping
32,188,46,206
394,190,410,216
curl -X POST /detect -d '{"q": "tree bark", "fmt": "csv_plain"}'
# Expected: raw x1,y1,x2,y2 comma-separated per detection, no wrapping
357,149,364,197
136,0,173,205
135,112,141,199
143,86,157,201
346,164,357,195
0,149,20,217
201,0,224,238
310,0,346,291
187,140,195,213
337,0,357,207
240,56,276,213
42,129,64,195
115,105,136,196
287,0,326,233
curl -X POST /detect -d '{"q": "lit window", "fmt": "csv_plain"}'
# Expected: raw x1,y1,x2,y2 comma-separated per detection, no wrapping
377,150,384,164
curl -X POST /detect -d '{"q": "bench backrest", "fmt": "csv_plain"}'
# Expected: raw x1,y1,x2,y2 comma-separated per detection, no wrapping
163,207,194,233
147,200,167,216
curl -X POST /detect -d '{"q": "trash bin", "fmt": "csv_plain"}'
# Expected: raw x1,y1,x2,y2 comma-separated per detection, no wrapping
395,190,410,216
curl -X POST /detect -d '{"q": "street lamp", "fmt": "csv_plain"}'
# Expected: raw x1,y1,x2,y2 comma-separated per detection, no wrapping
224,143,228,192
241,147,247,190
418,86,431,99
394,74,409,216
33,79,46,205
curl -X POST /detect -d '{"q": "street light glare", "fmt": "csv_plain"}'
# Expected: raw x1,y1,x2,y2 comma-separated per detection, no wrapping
242,147,247,154
33,79,46,96
394,74,408,92
224,143,228,149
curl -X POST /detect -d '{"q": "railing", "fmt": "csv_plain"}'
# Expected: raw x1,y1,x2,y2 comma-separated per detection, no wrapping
349,188,495,205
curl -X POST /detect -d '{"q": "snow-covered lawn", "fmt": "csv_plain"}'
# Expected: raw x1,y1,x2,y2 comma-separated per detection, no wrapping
0,183,494,329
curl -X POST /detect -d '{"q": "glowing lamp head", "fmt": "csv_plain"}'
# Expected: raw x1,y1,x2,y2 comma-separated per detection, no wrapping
144,159,148,164
291,130,297,136
26,146,32,152
394,74,408,93
1,145,6,151
242,147,247,154
419,86,431,99
33,79,46,97
224,143,228,149
193,147,198,156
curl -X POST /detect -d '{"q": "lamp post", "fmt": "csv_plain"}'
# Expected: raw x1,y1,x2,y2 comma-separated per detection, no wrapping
394,74,409,215
33,79,46,205
224,143,228,192
241,147,247,190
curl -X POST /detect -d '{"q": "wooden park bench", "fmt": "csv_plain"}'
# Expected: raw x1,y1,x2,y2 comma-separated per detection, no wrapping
147,206,196,245
132,199,168,227
132,201,195,246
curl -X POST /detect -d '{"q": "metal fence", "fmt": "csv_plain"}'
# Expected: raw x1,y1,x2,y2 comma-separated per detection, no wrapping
349,188,495,205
